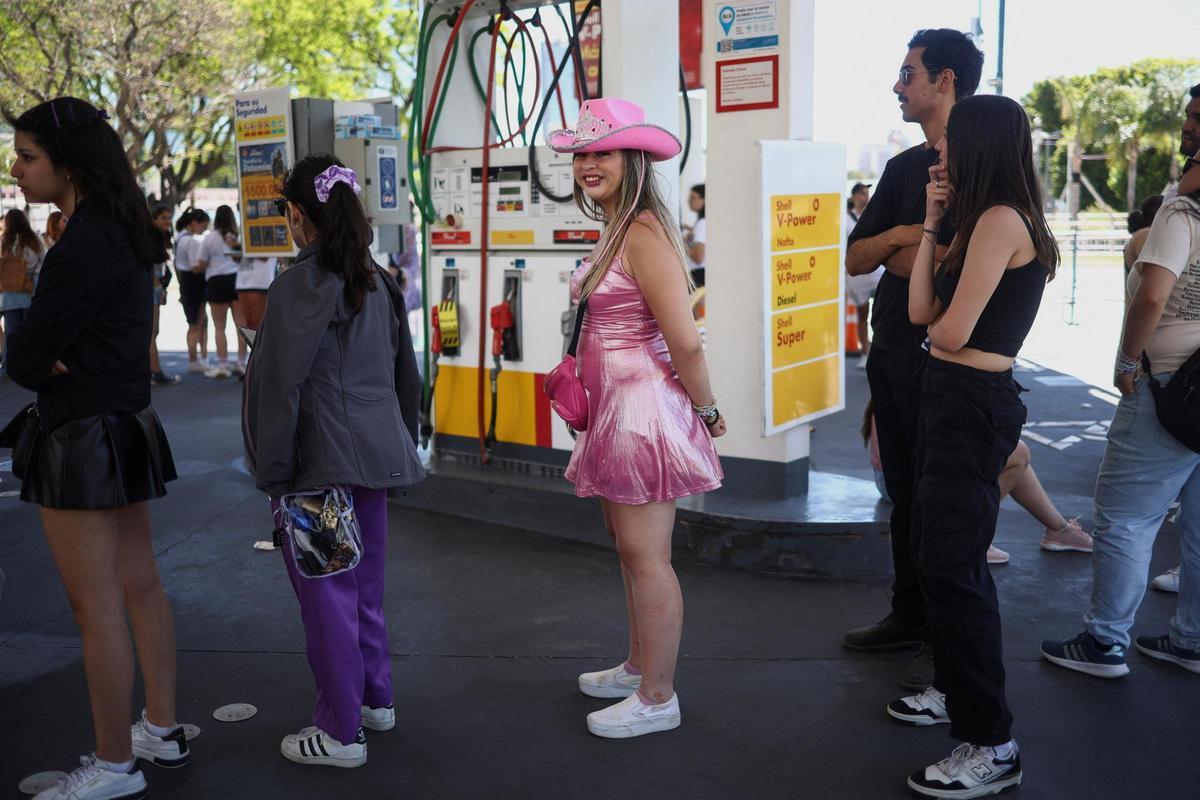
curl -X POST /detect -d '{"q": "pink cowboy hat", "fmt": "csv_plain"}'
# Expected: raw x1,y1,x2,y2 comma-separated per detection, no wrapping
547,98,681,162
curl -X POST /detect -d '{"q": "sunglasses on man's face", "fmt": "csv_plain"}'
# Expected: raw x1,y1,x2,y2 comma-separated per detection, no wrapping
273,198,289,217
898,67,947,86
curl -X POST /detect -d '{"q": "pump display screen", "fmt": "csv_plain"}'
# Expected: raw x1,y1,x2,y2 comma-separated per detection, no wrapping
471,166,530,183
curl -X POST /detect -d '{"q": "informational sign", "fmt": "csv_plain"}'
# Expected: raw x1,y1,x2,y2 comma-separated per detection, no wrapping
760,142,846,435
680,0,704,89
715,55,779,113
574,0,602,101
716,1,779,53
233,88,295,256
378,145,399,210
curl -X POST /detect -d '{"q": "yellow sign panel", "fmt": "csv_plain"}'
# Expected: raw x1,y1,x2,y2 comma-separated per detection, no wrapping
772,355,841,427
771,247,840,310
771,303,840,369
491,230,536,246
770,193,840,253
235,115,287,141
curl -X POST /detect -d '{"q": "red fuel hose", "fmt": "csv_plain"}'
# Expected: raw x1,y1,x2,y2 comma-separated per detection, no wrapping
477,20,500,464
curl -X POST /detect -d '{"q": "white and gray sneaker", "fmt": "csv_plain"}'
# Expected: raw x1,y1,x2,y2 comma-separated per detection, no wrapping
586,692,681,739
1153,566,1181,593
130,709,190,768
578,662,642,698
908,742,1022,798
33,754,147,800
280,725,366,768
887,687,950,726
360,704,395,731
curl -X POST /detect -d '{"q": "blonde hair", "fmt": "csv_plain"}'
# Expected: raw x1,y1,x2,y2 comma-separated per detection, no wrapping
573,149,692,299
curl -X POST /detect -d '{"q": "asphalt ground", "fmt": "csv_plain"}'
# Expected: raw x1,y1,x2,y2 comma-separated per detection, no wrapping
2,333,1197,799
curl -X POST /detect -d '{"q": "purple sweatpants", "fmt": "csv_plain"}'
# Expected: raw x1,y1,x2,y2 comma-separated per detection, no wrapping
275,486,392,745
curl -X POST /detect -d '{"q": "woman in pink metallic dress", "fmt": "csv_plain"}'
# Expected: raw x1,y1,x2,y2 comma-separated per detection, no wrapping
548,98,725,739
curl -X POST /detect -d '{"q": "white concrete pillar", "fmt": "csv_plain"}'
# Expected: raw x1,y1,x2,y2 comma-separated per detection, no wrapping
702,0,818,496
599,0,681,213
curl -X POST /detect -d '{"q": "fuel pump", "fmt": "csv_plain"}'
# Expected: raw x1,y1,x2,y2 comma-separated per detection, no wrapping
485,290,517,454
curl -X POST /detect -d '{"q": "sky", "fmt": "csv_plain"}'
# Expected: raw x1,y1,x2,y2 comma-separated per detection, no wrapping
811,0,1200,175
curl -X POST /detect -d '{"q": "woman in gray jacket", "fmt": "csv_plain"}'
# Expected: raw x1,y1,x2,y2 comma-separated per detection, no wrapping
243,154,423,768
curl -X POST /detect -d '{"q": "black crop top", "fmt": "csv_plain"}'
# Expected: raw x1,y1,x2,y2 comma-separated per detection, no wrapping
933,207,1048,358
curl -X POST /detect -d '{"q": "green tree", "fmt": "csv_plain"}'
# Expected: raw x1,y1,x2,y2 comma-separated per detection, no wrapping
1023,58,1200,212
0,0,418,208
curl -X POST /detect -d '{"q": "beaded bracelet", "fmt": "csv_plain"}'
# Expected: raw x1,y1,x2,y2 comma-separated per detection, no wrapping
1116,352,1141,375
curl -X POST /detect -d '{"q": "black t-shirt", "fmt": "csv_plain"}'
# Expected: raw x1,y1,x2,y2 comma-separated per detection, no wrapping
848,143,956,351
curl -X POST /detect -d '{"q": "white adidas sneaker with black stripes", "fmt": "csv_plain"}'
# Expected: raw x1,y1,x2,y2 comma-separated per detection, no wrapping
280,726,366,768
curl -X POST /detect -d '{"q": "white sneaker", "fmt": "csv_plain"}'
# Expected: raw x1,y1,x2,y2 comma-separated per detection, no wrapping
907,742,1022,798
986,545,1010,565
131,709,190,768
229,361,245,376
33,755,147,800
578,662,642,698
586,692,681,739
280,725,366,768
1153,566,1181,593
186,360,206,374
360,704,395,732
887,686,950,726
203,365,230,379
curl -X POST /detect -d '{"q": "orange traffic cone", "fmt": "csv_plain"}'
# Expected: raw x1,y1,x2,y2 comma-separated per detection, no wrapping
845,298,861,356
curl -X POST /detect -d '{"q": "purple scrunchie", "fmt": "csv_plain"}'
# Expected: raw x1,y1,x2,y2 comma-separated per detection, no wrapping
314,165,362,203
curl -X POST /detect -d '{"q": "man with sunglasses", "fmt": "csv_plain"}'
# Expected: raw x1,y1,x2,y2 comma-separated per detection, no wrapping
842,29,984,691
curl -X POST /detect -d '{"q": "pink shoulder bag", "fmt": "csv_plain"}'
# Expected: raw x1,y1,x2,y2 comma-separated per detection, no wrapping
542,297,589,430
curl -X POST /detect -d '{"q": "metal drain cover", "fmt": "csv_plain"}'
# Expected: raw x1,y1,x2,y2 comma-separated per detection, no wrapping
19,772,67,795
213,703,257,722
182,723,202,741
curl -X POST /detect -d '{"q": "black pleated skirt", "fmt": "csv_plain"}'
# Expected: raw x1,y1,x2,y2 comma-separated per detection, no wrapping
18,406,177,510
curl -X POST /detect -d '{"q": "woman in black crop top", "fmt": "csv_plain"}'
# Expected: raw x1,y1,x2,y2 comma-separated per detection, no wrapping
3,98,186,797
896,95,1058,799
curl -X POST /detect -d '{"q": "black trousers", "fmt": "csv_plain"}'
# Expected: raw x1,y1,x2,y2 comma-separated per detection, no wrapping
912,356,1025,746
865,343,925,627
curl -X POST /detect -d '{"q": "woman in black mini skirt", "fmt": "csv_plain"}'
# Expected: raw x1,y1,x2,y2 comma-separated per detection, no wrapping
4,97,188,798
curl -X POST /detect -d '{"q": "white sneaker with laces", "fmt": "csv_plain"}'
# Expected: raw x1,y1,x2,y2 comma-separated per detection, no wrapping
586,692,681,738
360,704,395,731
186,360,206,375
33,755,147,800
1153,566,1181,593
887,686,950,726
130,709,190,768
907,742,1022,798
280,725,366,768
204,365,230,379
578,662,642,698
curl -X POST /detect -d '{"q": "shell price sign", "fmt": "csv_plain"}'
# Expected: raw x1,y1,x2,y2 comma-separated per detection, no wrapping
770,194,839,252
759,143,846,435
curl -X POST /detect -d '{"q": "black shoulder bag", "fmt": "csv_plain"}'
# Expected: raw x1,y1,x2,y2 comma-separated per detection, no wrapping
1142,351,1200,452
